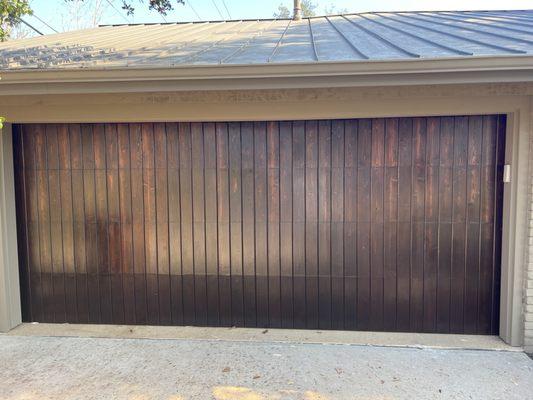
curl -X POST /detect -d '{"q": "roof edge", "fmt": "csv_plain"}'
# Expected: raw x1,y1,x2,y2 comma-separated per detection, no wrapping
1,56,533,95
96,8,533,26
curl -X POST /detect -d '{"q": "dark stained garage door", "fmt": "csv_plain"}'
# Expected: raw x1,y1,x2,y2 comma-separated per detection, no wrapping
13,115,505,334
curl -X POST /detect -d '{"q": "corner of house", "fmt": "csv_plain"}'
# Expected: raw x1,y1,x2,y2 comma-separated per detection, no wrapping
525,96,533,352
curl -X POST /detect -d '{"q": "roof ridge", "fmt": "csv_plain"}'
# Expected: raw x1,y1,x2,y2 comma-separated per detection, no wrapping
97,9,533,28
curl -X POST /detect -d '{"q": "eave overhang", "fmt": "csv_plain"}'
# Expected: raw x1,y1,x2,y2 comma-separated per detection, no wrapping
1,55,533,96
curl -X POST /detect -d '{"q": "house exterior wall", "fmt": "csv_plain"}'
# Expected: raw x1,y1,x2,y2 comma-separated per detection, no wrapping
526,99,533,352
0,83,532,347
0,123,22,332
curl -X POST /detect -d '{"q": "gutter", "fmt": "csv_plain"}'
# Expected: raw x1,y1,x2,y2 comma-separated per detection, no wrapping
1,55,532,95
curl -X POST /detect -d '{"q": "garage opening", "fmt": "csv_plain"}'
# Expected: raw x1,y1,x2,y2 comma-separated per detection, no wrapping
13,115,505,334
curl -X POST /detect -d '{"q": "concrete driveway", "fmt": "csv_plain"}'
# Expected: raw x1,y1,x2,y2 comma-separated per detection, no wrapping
0,330,532,400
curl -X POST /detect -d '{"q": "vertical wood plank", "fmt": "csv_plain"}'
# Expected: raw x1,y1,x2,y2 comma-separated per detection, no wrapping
166,122,184,325
70,124,88,323
179,122,195,325
130,123,148,324
370,119,385,331
397,118,413,332
191,122,207,325
105,124,124,325
410,117,426,333
423,117,440,333
141,123,159,325
292,121,306,328
22,126,44,322
305,120,319,328
216,122,232,326
478,116,497,334
492,115,506,334
464,116,483,334
46,124,67,322
204,122,219,326
255,122,269,327
57,124,77,322
331,120,345,330
96,124,114,324
383,118,398,331
436,117,454,333
117,123,136,324
318,120,332,329
267,121,281,328
34,124,53,322
228,122,244,326
356,119,371,330
154,123,171,325
450,116,468,333
279,121,293,328
344,120,357,330
94,124,113,324
81,124,101,324
241,122,256,327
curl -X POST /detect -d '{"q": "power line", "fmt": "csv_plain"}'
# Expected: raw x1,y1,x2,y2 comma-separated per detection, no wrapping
221,0,232,19
210,0,225,20
31,13,59,33
185,0,202,21
104,0,131,23
17,17,44,36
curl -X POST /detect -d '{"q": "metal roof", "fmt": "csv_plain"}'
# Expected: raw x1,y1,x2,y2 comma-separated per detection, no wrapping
1,10,533,70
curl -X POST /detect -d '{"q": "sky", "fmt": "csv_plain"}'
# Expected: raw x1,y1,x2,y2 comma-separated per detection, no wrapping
19,0,533,35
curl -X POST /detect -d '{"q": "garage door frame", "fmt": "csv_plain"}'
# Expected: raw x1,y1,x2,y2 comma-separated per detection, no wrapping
0,89,529,346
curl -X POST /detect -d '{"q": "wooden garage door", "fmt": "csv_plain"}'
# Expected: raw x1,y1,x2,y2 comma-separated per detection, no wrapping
13,116,505,334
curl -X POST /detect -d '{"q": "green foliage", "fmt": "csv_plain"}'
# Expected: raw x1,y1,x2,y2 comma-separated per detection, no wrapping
300,0,317,17
0,117,5,129
273,4,290,19
323,4,348,15
273,1,321,19
63,0,184,17
0,0,32,41
134,0,184,16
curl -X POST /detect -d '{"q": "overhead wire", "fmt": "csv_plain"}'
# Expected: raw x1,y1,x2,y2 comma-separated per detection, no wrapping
17,18,44,35
104,0,131,23
221,0,232,19
210,0,225,20
185,0,202,21
31,13,59,33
